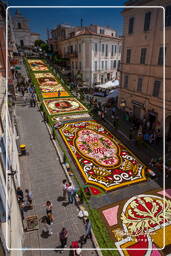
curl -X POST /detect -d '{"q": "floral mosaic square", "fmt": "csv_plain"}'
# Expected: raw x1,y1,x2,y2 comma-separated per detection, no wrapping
58,120,146,191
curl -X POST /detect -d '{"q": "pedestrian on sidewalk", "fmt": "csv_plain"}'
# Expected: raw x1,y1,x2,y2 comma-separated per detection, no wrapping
16,187,24,203
23,94,27,106
21,87,25,97
59,227,68,252
84,219,92,243
101,111,105,121
41,215,53,235
31,93,36,107
44,200,53,215
62,179,69,200
25,189,33,208
66,182,75,204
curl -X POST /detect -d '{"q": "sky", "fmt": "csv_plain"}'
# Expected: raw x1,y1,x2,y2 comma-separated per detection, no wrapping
7,0,125,40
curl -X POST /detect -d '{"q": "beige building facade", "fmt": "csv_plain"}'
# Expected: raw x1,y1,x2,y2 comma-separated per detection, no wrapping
49,25,122,86
119,0,171,140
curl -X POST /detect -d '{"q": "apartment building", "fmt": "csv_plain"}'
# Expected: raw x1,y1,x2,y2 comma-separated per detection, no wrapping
0,2,23,255
119,0,171,141
49,24,122,86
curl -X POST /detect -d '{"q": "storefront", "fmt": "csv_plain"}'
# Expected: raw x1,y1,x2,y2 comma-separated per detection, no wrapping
132,100,144,120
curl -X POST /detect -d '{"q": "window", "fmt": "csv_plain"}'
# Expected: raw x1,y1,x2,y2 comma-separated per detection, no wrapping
126,49,131,64
101,61,104,70
128,17,134,34
111,45,114,56
102,44,104,55
111,61,113,69
144,12,151,31
118,60,120,69
20,40,24,47
124,75,129,88
95,43,98,55
114,45,116,53
158,47,166,65
166,5,171,26
105,61,107,70
105,44,108,57
17,22,21,29
100,29,104,34
94,61,97,71
140,48,147,64
153,80,160,97
137,78,143,92
113,60,116,68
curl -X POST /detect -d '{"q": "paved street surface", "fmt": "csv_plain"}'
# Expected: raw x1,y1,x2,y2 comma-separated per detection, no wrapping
15,96,96,255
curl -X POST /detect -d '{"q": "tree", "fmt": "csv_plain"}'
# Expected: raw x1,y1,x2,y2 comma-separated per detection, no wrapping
34,40,45,47
40,43,49,52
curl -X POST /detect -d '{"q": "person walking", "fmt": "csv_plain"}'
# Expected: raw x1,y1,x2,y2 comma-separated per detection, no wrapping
44,201,53,215
31,93,36,107
41,215,53,235
84,219,92,243
25,189,33,208
59,227,68,253
16,187,24,202
62,179,68,200
66,182,75,204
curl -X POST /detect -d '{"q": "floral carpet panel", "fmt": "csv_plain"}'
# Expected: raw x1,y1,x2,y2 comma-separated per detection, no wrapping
43,98,88,116
98,189,171,255
58,120,146,191
27,59,49,71
34,73,69,96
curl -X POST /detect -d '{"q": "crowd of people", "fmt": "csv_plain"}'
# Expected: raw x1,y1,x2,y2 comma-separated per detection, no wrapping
15,70,36,107
16,180,92,255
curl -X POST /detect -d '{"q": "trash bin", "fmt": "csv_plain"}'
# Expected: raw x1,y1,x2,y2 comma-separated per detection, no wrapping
20,144,26,155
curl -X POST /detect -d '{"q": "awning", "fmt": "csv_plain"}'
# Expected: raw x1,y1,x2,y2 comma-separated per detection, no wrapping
96,79,119,89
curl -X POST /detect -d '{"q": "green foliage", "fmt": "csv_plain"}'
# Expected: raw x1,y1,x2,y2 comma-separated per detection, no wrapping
34,39,46,47
40,43,49,52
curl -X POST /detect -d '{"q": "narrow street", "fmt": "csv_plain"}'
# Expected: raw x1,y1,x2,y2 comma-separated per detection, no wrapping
15,93,96,256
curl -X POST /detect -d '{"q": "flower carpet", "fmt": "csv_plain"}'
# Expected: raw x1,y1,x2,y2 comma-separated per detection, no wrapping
43,98,88,116
58,120,146,191
33,73,70,97
27,59,49,71
98,189,171,255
